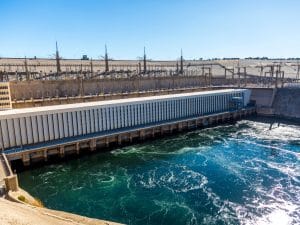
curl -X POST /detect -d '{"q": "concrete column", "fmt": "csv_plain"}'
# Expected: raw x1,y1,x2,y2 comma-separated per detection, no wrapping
140,130,145,140
59,146,65,158
43,149,48,162
105,137,110,147
169,125,173,133
90,139,96,151
178,122,183,132
76,142,80,154
22,153,30,166
160,127,164,135
118,135,122,145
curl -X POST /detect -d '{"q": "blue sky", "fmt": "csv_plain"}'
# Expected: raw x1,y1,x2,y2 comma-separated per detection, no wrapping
0,0,300,59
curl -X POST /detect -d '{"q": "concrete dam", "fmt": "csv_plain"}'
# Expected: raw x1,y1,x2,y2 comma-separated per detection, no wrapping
0,89,254,166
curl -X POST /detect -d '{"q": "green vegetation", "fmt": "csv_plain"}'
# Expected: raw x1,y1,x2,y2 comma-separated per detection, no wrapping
17,195,25,202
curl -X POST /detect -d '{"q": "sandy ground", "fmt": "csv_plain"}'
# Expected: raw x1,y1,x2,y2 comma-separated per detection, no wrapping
0,58,298,78
0,198,122,225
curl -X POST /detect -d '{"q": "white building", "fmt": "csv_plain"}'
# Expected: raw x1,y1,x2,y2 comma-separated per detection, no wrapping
0,89,251,150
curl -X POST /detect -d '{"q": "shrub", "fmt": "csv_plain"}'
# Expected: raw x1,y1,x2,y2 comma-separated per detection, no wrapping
18,195,26,202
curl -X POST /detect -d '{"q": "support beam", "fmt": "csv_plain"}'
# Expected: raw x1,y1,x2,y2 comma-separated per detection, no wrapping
140,130,145,140
43,149,48,162
76,142,80,154
118,135,122,145
59,146,64,158
22,153,30,166
89,139,96,151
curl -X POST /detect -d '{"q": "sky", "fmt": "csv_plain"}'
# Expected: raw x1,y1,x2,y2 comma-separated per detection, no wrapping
0,0,300,60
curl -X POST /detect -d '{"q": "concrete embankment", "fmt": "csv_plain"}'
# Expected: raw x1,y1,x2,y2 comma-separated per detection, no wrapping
0,197,122,225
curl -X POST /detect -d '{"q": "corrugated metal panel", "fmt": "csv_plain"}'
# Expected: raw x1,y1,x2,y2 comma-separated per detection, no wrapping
53,114,59,140
31,116,39,143
48,114,55,141
94,109,99,132
25,117,33,144
82,110,87,135
42,115,49,142
77,111,82,135
7,119,16,148
13,118,22,147
86,110,91,134
68,112,73,137
72,112,78,136
58,113,64,139
63,113,69,138
90,109,95,133
1,120,10,149
20,117,27,145
37,115,44,142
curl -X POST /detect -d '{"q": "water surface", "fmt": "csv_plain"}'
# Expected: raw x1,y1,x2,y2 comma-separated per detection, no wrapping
19,118,300,225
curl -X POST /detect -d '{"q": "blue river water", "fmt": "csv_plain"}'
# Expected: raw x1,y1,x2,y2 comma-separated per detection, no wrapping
18,118,300,225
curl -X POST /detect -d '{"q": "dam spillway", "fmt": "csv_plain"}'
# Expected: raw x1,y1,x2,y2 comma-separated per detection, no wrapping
0,89,254,166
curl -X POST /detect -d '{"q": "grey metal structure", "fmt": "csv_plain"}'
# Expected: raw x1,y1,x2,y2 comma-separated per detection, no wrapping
0,89,251,151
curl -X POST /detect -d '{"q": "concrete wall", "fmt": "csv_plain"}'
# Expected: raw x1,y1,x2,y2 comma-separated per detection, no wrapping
250,87,300,119
272,88,300,119
250,88,274,107
9,77,233,101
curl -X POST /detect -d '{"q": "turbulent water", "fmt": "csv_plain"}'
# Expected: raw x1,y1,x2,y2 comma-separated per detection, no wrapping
18,118,300,225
